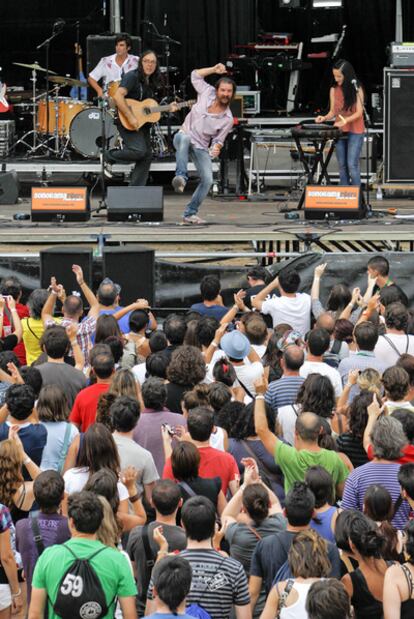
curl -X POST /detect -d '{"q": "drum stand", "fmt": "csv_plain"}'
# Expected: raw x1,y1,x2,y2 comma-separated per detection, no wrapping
95,87,111,213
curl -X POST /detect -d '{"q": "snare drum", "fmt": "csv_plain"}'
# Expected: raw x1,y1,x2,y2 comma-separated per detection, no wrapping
69,107,119,158
37,98,89,136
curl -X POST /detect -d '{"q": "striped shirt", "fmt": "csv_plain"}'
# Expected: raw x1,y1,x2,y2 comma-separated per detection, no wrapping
265,376,304,411
336,432,369,468
341,462,411,529
148,548,250,619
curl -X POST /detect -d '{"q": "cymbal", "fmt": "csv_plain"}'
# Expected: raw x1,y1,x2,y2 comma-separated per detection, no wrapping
47,75,88,88
13,62,57,74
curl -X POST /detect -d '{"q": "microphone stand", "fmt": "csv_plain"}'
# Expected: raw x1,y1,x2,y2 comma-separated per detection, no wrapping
354,80,372,217
37,24,64,156
96,82,109,213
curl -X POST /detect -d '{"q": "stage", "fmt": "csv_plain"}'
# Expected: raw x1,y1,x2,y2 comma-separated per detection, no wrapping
1,179,414,254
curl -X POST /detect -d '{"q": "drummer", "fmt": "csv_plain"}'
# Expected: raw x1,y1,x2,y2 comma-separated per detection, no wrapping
88,33,139,99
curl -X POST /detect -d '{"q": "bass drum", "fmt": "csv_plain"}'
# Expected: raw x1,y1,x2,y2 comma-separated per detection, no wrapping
69,107,119,159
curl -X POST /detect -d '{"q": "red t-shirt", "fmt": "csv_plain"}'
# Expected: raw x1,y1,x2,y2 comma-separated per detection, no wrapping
69,382,110,432
2,302,30,365
163,445,239,494
367,443,414,464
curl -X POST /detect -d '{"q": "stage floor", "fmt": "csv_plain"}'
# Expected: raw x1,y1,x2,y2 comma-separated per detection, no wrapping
0,187,413,252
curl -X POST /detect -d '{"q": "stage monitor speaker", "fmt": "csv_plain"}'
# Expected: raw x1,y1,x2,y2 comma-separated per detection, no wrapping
107,186,164,222
304,185,365,220
31,187,90,222
103,246,155,306
384,68,414,182
40,247,93,297
0,171,19,204
86,35,142,76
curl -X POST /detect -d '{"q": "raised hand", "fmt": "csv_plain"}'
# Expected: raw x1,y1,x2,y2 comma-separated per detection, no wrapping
254,376,268,395
72,264,84,285
214,63,227,74
314,263,327,278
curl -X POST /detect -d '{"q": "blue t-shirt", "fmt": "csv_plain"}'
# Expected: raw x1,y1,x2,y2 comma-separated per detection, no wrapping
0,421,47,480
98,307,131,334
190,303,228,321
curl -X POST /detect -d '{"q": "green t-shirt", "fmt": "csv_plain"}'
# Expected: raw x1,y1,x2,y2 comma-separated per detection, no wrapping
32,538,137,619
275,441,349,493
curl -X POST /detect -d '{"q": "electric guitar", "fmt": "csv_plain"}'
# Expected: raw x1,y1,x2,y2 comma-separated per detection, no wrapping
0,82,10,113
118,98,195,131
70,43,88,101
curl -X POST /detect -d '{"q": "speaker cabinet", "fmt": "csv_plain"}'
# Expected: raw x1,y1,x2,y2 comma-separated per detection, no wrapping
107,186,164,222
40,247,93,296
31,187,90,222
304,186,365,220
0,171,19,204
384,68,414,182
103,246,155,306
86,35,142,76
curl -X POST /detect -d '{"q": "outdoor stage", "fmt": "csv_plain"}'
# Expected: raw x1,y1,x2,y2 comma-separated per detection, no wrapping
1,180,414,254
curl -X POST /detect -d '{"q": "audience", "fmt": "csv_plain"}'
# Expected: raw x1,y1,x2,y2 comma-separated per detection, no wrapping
0,257,412,619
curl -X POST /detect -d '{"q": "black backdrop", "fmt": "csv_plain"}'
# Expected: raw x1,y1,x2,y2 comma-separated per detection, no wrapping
1,1,414,105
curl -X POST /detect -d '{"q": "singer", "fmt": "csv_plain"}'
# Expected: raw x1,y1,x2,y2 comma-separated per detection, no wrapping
172,64,236,225
316,59,364,186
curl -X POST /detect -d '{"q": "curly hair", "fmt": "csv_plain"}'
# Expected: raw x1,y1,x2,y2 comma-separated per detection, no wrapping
0,439,24,508
182,384,211,413
167,345,206,386
349,391,373,439
288,530,331,578
230,400,275,440
296,374,335,419
96,392,118,432
214,401,246,434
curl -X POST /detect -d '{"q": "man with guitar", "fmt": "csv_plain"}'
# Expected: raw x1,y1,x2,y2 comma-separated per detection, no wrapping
105,49,162,186
88,33,139,99
172,63,235,225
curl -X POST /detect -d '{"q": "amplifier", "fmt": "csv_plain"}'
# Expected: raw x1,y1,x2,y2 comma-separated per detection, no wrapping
107,186,164,222
304,186,365,220
388,42,414,68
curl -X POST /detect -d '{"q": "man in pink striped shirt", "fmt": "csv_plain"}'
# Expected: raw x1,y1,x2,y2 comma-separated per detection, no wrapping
172,64,235,225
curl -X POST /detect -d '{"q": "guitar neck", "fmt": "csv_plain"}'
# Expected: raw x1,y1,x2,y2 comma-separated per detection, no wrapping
149,101,192,113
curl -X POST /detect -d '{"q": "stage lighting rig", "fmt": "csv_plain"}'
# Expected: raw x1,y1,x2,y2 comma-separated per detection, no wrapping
279,0,306,8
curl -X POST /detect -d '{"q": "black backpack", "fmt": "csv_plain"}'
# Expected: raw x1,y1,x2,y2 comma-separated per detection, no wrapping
52,544,114,619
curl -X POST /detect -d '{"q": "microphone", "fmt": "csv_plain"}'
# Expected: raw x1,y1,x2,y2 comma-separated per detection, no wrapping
53,18,66,31
163,13,167,27
351,78,359,92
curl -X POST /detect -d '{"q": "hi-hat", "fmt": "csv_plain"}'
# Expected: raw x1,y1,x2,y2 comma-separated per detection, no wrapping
47,75,88,88
13,62,57,74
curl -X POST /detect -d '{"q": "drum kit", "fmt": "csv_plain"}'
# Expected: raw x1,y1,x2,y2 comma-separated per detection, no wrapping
10,61,120,159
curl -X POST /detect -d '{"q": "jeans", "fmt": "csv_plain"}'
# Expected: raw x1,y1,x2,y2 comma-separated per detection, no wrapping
107,125,152,186
335,132,364,186
173,131,213,217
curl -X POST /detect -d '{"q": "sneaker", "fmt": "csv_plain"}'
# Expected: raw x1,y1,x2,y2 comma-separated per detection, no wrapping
99,153,113,179
172,175,186,193
182,215,207,225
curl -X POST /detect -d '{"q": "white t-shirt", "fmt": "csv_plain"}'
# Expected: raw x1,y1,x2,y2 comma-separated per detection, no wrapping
204,348,227,384
234,361,264,397
277,404,301,445
261,293,311,336
63,467,129,501
210,426,226,451
89,53,139,84
374,333,414,366
299,360,343,398
131,362,147,385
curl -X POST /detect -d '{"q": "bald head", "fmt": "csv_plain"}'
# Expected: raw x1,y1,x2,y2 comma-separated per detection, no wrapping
315,313,335,335
295,412,321,443
283,345,304,371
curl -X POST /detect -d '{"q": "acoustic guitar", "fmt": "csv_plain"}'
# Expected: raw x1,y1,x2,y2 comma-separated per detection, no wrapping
118,98,195,131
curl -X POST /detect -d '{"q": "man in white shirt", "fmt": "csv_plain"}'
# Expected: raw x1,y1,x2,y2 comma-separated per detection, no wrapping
88,33,139,98
300,328,343,399
219,330,264,398
374,302,414,365
252,269,311,336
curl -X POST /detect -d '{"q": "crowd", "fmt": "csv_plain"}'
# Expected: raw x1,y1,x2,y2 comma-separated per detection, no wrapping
0,255,413,618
